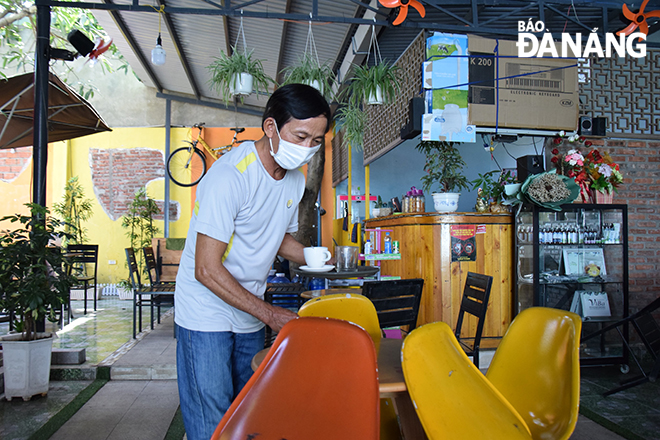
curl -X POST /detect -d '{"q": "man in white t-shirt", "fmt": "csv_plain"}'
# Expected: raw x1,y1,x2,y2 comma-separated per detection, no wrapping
175,84,332,440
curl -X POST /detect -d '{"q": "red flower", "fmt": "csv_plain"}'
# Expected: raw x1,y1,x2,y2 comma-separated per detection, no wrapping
551,156,559,164
585,140,592,147
567,170,575,178
553,137,562,144
579,136,586,142
552,148,559,155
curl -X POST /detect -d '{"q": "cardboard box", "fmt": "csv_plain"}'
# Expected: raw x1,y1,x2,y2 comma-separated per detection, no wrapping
467,35,579,131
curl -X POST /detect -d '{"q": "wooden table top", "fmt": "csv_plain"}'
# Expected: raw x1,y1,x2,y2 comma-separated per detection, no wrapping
251,337,406,393
299,288,362,299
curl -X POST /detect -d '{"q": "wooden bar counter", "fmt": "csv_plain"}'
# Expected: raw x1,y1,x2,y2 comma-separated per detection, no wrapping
364,212,514,339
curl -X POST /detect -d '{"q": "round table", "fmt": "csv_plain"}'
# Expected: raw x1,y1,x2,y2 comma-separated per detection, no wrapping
292,265,380,279
299,288,361,299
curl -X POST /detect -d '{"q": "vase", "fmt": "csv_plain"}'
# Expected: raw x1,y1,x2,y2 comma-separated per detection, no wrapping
595,190,613,204
432,193,460,213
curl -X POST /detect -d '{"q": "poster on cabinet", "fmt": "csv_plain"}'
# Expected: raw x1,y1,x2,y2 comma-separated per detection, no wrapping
451,225,476,262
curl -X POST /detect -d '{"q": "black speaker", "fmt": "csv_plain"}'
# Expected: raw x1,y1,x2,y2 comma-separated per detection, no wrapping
579,116,593,136
400,97,425,140
592,117,608,136
67,29,95,57
517,155,544,182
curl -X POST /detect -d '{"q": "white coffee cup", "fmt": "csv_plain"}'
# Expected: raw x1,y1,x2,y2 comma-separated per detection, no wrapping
304,246,332,269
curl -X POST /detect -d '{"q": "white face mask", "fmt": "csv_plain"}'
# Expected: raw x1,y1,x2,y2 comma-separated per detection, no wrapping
269,122,321,170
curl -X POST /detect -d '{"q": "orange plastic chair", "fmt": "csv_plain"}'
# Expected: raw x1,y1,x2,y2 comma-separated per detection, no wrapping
402,321,533,440
486,307,582,440
211,317,380,440
298,292,382,352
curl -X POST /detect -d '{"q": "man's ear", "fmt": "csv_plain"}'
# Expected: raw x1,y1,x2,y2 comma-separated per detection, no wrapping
263,117,276,138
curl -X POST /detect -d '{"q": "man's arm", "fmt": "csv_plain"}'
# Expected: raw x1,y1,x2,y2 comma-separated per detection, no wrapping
277,233,306,265
194,233,297,332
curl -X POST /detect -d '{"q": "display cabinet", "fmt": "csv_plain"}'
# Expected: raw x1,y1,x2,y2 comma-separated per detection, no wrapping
515,203,628,367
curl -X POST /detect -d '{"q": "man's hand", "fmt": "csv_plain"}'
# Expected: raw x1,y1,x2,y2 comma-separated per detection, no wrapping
265,306,298,333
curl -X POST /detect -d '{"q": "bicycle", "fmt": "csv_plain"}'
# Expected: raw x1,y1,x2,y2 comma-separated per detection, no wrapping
166,123,254,187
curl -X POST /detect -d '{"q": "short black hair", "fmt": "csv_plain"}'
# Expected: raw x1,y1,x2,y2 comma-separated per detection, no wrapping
262,84,332,133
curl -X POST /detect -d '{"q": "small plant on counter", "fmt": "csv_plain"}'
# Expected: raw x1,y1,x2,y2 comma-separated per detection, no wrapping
416,140,470,194
471,170,518,204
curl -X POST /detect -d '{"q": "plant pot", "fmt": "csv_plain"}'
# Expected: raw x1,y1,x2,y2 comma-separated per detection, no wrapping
231,73,253,96
1,333,54,401
303,79,321,92
432,193,460,213
366,86,383,105
372,207,392,218
595,190,613,204
118,286,133,300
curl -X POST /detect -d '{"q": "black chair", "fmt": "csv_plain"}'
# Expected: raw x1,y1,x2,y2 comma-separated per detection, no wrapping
360,278,424,335
126,248,175,338
454,272,493,369
67,244,99,315
143,247,175,326
263,282,307,348
582,296,660,396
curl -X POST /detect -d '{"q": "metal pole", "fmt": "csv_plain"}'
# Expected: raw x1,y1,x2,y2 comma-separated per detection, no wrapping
164,98,171,237
33,0,50,207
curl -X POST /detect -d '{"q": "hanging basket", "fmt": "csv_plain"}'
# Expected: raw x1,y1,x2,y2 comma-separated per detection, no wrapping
366,86,383,105
231,73,254,97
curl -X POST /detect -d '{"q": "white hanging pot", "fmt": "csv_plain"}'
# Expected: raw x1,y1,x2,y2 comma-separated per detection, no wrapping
366,86,383,105
304,79,322,92
1,333,55,401
231,73,254,97
432,193,461,213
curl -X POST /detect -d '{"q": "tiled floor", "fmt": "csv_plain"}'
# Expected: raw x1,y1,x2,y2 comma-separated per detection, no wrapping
0,297,657,440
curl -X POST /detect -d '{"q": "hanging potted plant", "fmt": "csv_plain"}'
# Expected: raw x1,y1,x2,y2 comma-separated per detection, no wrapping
0,203,77,401
207,16,274,106
335,102,367,151
416,140,470,212
280,21,337,101
342,23,400,106
280,53,336,101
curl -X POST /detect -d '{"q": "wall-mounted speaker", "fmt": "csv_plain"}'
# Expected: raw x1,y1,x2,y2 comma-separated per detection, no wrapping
400,97,425,140
517,155,544,182
592,117,608,136
579,116,593,136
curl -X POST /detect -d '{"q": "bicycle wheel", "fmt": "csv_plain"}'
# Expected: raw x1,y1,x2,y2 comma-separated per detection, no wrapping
167,144,207,187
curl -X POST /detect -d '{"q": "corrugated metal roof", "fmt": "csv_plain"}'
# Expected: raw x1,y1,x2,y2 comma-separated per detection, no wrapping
89,0,658,112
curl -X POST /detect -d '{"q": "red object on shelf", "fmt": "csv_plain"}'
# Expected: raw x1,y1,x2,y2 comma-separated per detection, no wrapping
338,195,378,202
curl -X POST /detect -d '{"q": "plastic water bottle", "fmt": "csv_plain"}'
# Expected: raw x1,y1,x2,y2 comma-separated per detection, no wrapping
308,278,325,290
384,232,392,254
266,269,277,283
364,239,372,255
271,273,289,284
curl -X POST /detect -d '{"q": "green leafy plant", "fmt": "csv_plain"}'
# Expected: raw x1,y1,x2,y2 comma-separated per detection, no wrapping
374,196,388,208
121,188,160,281
335,103,367,151
280,52,336,101
0,203,77,341
207,46,275,106
471,170,518,204
53,176,94,246
343,62,400,106
416,140,470,193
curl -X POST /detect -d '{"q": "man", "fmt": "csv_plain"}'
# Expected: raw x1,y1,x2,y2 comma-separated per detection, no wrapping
174,83,332,440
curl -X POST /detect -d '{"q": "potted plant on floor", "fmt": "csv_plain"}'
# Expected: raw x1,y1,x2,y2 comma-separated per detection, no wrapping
0,203,77,401
416,140,470,212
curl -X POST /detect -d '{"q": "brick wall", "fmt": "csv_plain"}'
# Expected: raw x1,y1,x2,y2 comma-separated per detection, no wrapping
586,138,659,313
0,147,32,182
90,148,179,222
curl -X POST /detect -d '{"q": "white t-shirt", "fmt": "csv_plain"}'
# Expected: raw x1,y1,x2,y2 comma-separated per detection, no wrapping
174,141,304,332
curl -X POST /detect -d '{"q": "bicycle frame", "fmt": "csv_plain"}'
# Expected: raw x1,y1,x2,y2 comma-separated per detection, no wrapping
192,124,239,161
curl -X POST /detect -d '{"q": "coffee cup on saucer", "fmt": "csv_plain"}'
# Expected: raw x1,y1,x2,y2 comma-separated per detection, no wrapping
303,246,332,269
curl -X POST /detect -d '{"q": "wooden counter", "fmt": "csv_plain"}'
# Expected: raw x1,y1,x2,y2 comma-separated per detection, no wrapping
364,212,514,340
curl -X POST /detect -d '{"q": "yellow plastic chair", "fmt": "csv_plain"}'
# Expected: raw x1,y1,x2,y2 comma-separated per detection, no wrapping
486,307,582,440
299,293,382,352
402,321,533,440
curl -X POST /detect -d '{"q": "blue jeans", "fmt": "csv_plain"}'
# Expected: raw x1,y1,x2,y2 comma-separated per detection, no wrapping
176,325,265,440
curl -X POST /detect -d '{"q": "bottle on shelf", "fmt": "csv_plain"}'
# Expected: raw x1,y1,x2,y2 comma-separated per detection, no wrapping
384,232,392,254
271,273,289,283
266,269,277,283
364,239,372,255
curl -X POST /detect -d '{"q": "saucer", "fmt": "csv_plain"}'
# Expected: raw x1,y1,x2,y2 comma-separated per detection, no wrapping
300,265,335,273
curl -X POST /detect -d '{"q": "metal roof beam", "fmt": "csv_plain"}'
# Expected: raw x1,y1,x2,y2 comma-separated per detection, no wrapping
478,3,536,27
155,92,264,116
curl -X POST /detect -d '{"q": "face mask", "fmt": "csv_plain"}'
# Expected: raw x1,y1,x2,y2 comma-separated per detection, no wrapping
269,122,321,170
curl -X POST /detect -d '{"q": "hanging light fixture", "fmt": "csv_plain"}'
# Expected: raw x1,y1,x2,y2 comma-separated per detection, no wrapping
151,5,166,66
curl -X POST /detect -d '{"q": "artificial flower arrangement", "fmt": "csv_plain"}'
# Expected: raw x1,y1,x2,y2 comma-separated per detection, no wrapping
551,131,623,202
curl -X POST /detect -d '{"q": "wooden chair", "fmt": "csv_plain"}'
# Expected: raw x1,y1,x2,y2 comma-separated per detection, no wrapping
582,296,660,396
125,248,174,338
66,244,99,315
454,272,493,368
486,307,582,440
211,317,380,440
361,278,424,335
402,321,533,440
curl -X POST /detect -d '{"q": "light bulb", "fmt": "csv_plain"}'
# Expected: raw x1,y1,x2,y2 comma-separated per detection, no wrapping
151,34,166,66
